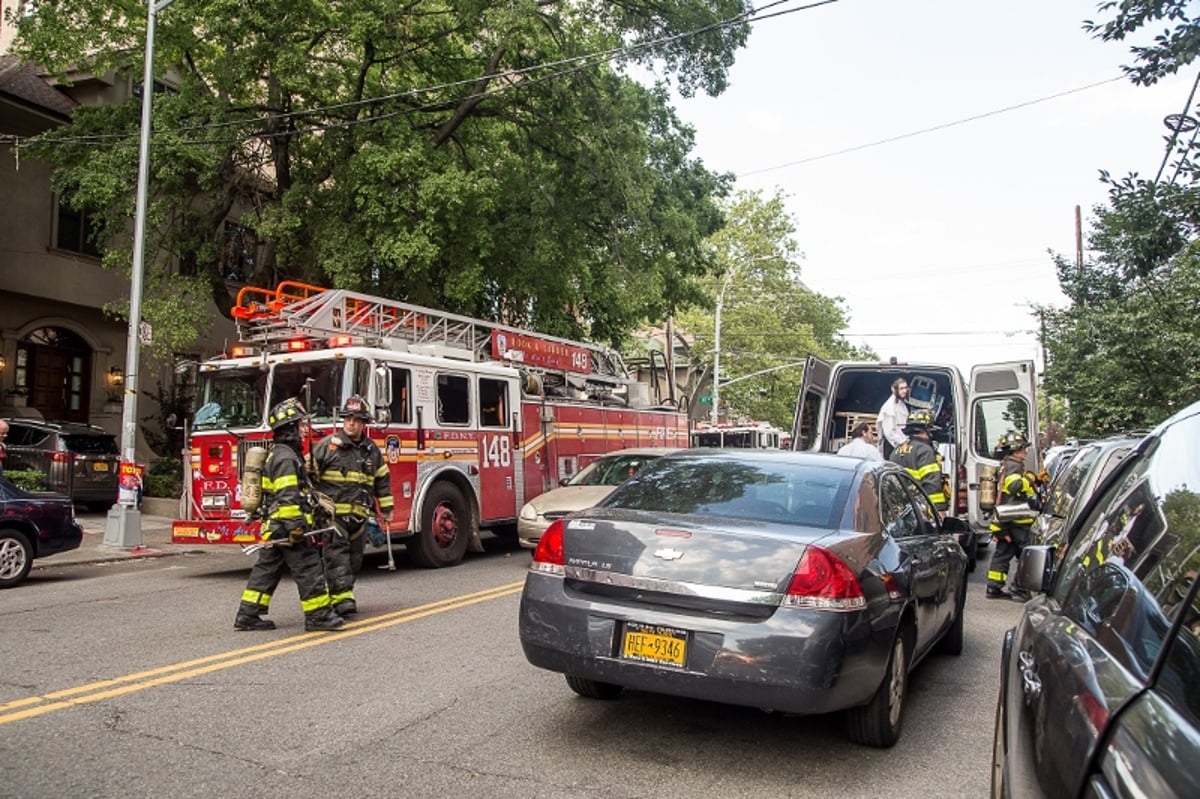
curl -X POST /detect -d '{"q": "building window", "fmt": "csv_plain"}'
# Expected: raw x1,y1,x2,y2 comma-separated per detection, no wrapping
55,200,102,257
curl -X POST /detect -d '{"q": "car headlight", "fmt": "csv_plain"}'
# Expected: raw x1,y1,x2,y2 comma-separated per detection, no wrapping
520,504,539,521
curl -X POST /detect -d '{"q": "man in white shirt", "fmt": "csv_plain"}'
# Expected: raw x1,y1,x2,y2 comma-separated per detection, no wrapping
837,422,883,460
876,378,910,459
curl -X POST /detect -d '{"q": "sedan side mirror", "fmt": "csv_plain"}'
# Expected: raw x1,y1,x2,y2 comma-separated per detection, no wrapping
1013,545,1055,594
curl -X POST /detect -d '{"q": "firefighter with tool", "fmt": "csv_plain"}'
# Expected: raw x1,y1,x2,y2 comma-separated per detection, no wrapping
233,398,346,632
986,431,1038,600
311,394,394,616
890,408,948,515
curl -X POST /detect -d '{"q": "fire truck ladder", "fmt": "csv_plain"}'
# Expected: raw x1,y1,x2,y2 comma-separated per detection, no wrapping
233,282,631,385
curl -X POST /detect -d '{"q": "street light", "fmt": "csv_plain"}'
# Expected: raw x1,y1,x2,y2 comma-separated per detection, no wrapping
711,255,774,423
104,0,177,547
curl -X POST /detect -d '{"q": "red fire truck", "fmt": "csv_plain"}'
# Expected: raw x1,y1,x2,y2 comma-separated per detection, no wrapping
171,281,687,567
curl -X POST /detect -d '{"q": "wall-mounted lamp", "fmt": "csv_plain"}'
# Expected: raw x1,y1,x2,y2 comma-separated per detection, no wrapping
0,355,6,373
108,366,125,388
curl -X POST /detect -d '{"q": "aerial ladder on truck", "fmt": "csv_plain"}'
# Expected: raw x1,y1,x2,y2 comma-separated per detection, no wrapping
229,281,644,404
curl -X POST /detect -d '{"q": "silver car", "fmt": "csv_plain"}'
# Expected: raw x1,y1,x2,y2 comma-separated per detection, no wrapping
517,447,682,548
519,449,970,748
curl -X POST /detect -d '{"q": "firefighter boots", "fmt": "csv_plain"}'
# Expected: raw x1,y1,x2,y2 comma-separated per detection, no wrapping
333,599,357,617
234,612,277,631
304,609,346,632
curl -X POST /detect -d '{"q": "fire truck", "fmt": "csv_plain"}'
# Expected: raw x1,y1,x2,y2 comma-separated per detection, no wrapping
170,281,687,567
689,420,785,449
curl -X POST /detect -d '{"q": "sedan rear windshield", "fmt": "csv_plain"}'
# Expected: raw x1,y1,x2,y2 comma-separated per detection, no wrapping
62,434,119,455
603,457,853,528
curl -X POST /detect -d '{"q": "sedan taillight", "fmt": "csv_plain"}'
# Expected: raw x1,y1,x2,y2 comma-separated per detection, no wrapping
784,546,866,611
531,519,566,575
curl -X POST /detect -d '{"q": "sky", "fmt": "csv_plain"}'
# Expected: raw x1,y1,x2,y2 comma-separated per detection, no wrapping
667,0,1195,375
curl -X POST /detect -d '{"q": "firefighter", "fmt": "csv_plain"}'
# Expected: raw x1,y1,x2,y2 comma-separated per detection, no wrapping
890,408,947,514
234,398,345,632
986,431,1038,599
311,394,394,617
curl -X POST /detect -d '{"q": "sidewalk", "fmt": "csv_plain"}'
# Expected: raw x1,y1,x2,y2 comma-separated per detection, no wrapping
37,500,210,570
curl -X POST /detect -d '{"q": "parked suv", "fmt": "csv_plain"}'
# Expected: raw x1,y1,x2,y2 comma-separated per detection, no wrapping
2,419,119,511
992,402,1200,798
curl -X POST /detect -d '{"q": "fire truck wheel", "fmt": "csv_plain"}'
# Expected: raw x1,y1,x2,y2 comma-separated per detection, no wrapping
409,482,471,568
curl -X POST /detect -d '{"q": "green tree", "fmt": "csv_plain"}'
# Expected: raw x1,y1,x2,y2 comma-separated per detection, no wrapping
1040,5,1200,435
10,1,751,353
668,189,870,429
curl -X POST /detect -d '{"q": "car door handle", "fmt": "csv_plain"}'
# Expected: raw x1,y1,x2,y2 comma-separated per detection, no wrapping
1019,650,1041,703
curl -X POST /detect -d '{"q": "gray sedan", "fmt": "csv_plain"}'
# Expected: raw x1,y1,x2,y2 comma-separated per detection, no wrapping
518,449,969,748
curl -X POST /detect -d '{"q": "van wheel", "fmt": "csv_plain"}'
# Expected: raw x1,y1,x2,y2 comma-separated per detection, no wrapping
846,628,910,747
0,529,33,589
408,482,470,568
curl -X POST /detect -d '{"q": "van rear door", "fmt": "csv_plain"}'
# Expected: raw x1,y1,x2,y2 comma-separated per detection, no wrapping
790,355,830,451
965,360,1039,530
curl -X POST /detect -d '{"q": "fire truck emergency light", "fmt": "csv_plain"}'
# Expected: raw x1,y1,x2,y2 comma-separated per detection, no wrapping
230,345,258,357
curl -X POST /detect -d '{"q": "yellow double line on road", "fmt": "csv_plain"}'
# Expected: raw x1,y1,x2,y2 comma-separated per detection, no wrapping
0,580,523,726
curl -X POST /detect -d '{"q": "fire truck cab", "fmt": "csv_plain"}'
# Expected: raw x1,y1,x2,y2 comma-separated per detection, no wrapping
172,282,687,567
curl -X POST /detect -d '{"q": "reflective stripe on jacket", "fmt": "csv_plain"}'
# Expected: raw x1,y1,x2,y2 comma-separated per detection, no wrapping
261,443,313,542
312,432,395,519
891,436,947,510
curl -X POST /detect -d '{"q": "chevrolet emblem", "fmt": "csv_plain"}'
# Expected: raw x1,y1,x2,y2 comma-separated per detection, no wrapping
653,547,684,561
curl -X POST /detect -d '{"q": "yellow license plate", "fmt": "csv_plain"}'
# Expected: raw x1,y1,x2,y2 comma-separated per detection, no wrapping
92,462,109,472
621,622,688,668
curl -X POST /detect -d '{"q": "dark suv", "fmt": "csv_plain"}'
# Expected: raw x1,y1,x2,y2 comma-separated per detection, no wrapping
3,419,120,511
992,403,1200,798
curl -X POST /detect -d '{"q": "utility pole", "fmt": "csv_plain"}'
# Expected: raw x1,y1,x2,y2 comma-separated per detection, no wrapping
105,0,178,547
1075,205,1083,279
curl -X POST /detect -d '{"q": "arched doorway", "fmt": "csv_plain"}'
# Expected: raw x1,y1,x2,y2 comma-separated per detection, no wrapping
15,327,92,423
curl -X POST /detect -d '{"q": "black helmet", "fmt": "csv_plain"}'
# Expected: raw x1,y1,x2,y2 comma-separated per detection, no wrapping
902,408,939,434
997,430,1028,453
340,394,374,422
267,397,306,431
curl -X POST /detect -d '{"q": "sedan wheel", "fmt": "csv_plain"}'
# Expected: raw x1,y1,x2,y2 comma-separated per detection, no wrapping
565,674,624,700
991,699,1007,799
846,630,909,748
0,530,33,589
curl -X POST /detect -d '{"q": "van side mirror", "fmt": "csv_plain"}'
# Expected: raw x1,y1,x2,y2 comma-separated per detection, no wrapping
1013,545,1055,594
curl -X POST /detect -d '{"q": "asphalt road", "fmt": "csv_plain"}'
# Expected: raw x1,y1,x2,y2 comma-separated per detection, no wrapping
1,524,1022,799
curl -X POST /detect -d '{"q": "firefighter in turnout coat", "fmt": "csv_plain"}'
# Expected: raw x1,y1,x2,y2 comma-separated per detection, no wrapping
234,398,345,632
312,394,394,616
890,408,948,514
986,431,1038,599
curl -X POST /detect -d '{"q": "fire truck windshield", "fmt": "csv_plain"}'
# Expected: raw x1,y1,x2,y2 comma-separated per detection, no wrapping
193,367,269,429
269,359,366,424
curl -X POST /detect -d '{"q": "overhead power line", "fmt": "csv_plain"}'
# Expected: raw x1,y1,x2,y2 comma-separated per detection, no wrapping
737,76,1126,178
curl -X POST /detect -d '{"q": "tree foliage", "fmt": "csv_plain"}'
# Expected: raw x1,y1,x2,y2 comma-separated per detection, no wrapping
666,189,870,429
10,0,752,354
1042,4,1200,436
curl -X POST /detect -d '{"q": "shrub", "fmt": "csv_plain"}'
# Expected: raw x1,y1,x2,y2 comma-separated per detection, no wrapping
5,469,46,492
144,457,183,498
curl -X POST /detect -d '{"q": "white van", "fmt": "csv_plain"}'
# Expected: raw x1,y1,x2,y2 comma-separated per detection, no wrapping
789,356,1039,564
